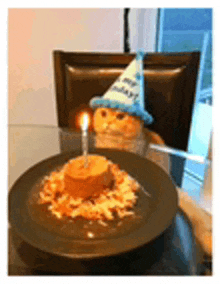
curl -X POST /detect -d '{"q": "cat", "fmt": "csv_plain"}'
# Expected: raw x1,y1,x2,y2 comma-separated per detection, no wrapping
93,107,212,258
93,107,165,155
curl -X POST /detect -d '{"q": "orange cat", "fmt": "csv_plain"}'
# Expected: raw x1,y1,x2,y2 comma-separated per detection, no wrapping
93,107,164,154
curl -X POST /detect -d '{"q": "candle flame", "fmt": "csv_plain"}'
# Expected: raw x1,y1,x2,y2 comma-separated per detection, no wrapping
81,113,89,131
75,109,93,130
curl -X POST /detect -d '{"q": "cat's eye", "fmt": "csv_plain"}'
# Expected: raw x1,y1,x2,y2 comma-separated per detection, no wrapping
116,113,125,120
101,110,107,117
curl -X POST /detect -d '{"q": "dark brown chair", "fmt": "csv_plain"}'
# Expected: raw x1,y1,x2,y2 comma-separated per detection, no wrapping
53,50,200,152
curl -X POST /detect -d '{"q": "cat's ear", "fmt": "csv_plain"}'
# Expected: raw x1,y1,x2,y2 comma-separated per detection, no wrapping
143,128,165,145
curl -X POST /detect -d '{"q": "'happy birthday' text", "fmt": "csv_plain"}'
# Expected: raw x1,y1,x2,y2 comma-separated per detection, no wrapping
110,77,139,101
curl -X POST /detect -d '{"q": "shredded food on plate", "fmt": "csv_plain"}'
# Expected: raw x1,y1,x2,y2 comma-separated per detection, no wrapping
39,161,140,221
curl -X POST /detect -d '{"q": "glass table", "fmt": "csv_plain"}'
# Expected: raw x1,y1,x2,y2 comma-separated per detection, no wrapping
8,125,212,275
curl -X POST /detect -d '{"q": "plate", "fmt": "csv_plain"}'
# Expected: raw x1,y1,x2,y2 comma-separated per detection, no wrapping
9,149,178,259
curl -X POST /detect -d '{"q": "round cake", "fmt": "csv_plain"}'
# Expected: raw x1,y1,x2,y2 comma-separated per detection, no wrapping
63,155,114,200
39,154,140,221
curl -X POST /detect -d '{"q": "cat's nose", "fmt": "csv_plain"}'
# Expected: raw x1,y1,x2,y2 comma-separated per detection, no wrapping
103,123,108,129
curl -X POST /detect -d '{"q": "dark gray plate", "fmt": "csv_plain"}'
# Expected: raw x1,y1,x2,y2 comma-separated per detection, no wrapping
9,149,178,259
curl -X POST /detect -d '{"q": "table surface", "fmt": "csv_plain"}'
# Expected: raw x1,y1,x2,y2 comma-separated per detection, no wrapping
8,124,212,275
9,125,211,211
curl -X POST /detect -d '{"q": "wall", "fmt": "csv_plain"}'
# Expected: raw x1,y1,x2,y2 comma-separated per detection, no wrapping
129,8,158,52
8,8,124,126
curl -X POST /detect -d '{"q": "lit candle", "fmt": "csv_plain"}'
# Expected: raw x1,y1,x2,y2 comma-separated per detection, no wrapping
81,113,89,168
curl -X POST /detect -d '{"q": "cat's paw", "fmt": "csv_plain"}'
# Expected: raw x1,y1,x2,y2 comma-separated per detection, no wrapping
178,189,212,257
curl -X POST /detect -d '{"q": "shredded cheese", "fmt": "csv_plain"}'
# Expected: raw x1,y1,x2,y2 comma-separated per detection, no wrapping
39,161,140,222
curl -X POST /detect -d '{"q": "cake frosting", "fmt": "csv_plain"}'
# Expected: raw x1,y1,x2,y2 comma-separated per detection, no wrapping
63,155,114,200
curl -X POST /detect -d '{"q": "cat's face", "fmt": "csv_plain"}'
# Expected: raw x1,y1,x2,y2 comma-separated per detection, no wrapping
93,108,143,139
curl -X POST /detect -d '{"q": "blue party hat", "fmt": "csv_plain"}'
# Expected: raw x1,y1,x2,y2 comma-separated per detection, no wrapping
90,51,153,125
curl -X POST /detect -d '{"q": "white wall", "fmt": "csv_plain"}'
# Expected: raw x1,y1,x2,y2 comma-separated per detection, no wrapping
8,8,124,126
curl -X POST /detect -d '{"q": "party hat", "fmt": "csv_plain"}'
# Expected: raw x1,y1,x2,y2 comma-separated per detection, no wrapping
89,51,153,125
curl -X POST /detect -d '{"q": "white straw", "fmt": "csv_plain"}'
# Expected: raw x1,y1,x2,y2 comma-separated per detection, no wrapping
149,144,209,164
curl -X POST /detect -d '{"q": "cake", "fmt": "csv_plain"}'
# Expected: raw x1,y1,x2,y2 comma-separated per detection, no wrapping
39,154,140,221
63,155,114,200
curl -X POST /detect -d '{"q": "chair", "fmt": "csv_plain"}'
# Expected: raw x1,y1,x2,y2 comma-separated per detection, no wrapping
53,50,200,151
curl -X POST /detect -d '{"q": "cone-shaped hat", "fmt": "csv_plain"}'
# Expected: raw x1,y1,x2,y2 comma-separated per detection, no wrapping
90,52,153,125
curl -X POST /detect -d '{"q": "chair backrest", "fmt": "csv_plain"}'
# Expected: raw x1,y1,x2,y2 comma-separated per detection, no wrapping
53,51,200,151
